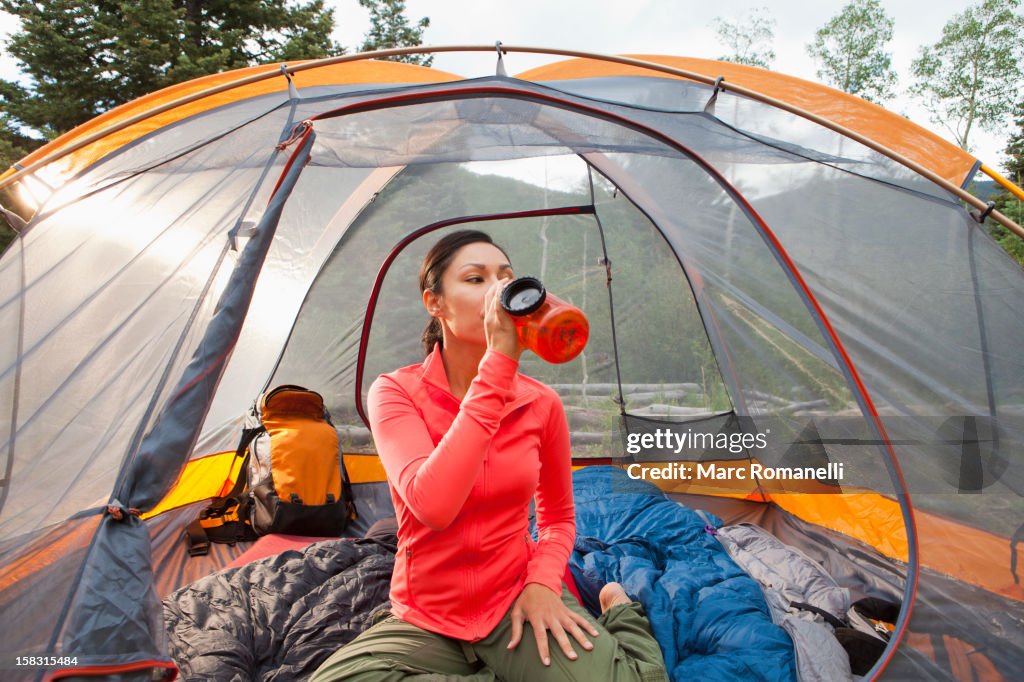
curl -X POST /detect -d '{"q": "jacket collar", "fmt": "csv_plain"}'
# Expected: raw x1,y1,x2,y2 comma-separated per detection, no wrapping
419,343,538,413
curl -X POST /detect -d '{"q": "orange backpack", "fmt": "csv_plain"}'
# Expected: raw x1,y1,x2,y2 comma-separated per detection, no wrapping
187,385,357,556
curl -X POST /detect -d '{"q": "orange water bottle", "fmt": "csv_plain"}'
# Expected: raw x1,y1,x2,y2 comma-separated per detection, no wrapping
500,276,589,364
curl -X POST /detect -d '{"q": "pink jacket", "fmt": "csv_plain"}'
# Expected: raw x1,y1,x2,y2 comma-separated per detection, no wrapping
367,345,575,641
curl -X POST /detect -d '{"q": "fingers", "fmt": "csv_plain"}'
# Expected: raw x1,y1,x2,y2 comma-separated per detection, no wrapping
484,279,521,358
507,609,524,651
482,280,503,327
512,584,598,666
548,622,579,662
571,610,601,638
532,618,552,666
564,617,594,651
532,618,592,666
486,279,511,317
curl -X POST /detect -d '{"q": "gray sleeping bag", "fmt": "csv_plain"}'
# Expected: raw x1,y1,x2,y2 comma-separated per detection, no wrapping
708,521,855,682
164,536,395,681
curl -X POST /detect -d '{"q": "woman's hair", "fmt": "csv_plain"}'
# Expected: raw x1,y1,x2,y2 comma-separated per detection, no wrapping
419,229,510,355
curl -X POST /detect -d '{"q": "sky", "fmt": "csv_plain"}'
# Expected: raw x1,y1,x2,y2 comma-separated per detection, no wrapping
0,0,1014,169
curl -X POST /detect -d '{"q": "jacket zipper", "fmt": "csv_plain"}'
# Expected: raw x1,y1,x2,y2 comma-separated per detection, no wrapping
469,448,487,635
405,546,416,609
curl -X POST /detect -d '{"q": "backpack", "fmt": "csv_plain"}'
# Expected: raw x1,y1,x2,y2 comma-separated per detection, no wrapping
186,385,357,556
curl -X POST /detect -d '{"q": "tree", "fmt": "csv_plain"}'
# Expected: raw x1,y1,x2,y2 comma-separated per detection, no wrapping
0,106,45,253
986,101,1024,265
910,0,1024,152
0,0,345,140
0,111,44,173
711,7,776,69
358,0,431,66
806,0,897,103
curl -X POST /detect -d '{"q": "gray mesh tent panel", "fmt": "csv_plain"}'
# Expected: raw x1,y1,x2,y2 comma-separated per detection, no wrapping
0,65,1021,681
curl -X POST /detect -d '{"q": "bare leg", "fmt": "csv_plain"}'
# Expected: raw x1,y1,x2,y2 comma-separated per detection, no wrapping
599,582,633,613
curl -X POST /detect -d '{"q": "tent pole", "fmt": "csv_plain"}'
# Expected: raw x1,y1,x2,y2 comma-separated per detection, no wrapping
1,45,1022,239
981,164,1024,202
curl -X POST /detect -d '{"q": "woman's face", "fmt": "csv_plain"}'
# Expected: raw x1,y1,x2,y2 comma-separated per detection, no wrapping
425,241,513,346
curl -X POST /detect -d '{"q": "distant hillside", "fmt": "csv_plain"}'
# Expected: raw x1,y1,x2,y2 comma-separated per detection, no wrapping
966,179,998,202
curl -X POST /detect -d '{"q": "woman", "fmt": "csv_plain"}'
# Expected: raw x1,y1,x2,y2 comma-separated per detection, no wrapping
312,230,668,681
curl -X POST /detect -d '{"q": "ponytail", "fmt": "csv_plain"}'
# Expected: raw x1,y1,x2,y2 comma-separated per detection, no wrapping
421,317,443,355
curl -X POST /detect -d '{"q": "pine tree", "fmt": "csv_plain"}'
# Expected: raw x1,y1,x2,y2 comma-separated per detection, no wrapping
0,0,345,140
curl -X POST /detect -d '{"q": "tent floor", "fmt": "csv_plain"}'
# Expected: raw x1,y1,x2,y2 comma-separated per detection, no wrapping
149,482,1024,679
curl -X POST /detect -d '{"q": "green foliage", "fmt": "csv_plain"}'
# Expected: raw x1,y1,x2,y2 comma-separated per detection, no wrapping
806,0,897,103
987,222,1024,265
910,0,1024,151
986,101,1024,265
711,7,776,69
1002,101,1024,181
0,206,15,254
0,0,344,140
0,113,42,254
0,113,44,172
358,0,431,66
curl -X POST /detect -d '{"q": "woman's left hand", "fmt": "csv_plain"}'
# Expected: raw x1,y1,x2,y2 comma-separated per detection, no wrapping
507,583,600,666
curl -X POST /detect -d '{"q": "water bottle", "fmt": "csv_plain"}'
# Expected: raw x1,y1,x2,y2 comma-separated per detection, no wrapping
500,276,589,364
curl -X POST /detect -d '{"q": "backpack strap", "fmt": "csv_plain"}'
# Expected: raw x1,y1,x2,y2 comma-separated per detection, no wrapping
325,408,357,523
789,601,847,630
339,455,358,522
225,426,264,497
185,426,265,556
185,519,211,557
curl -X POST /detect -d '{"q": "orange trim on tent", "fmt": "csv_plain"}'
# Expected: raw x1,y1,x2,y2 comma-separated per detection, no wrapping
47,660,177,681
771,492,909,561
0,515,101,593
516,55,977,188
1,60,462,186
770,492,1023,603
142,450,242,520
342,453,388,484
902,632,1005,682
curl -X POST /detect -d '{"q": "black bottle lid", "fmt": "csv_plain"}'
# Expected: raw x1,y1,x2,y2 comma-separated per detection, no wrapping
500,276,546,316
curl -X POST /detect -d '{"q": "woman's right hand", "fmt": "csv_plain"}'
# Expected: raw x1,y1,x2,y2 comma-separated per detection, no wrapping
484,279,523,361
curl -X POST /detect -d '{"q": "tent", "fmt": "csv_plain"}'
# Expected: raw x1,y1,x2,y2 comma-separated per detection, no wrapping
1,46,1022,680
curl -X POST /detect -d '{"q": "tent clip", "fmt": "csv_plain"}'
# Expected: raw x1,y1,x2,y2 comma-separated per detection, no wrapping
972,201,996,224
229,220,258,251
280,64,300,100
704,76,725,114
599,255,612,285
277,120,313,150
495,41,507,77
106,503,140,522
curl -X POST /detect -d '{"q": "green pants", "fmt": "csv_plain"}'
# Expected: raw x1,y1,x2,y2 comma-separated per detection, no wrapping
311,586,669,682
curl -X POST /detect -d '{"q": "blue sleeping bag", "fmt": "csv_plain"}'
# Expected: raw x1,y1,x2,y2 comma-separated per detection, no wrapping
568,466,796,681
